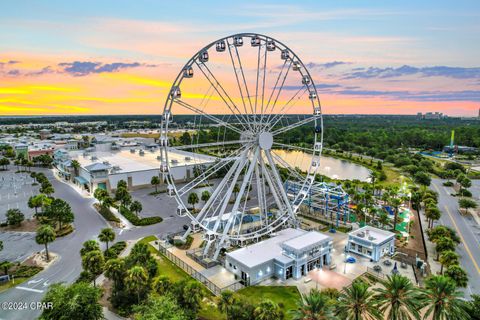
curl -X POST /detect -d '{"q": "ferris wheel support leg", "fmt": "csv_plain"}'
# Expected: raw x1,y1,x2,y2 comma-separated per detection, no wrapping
212,148,260,261
202,151,249,257
181,227,192,241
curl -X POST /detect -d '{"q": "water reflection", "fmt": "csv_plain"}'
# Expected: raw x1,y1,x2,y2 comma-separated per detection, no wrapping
272,149,371,181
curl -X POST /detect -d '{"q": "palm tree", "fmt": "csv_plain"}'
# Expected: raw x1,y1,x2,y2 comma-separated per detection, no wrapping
373,274,424,320
35,225,56,262
369,171,378,195
436,237,455,260
125,265,148,304
337,280,381,320
201,190,211,204
188,192,199,212
105,258,125,294
458,198,477,215
153,275,171,295
290,289,336,320
444,265,469,288
439,250,459,274
71,159,80,176
151,175,160,192
218,290,236,319
98,228,115,250
425,206,441,229
422,275,469,320
390,197,402,233
130,200,142,217
82,250,104,287
254,299,284,320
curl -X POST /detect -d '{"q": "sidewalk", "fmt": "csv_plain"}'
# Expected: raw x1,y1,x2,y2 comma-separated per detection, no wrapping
418,208,442,275
110,206,134,229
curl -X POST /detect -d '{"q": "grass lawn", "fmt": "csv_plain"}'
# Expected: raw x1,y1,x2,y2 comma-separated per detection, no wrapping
237,286,301,319
0,277,29,293
120,133,160,139
198,304,225,320
139,236,189,282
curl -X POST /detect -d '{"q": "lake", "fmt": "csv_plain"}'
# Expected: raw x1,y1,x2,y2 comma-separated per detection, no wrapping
273,149,371,181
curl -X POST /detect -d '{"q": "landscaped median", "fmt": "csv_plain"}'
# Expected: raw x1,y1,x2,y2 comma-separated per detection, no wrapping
118,206,162,226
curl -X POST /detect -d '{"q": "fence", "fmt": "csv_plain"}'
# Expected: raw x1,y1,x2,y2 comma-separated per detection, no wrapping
366,267,386,280
158,242,244,296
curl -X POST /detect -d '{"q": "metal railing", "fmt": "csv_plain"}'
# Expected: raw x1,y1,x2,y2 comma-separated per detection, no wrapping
158,242,244,296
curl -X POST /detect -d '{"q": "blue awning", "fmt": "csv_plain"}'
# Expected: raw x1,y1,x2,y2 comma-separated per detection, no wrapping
74,176,89,185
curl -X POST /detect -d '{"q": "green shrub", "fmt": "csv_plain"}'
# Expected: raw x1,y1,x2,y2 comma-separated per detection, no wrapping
442,181,454,187
119,206,162,226
13,265,43,278
104,241,127,259
94,203,120,223
55,224,74,237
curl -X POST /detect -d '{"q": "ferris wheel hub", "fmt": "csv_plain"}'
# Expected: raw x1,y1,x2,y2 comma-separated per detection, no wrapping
258,131,273,150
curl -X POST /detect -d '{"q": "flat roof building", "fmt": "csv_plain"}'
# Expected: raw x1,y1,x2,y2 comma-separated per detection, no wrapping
226,228,333,286
346,226,395,262
54,148,216,193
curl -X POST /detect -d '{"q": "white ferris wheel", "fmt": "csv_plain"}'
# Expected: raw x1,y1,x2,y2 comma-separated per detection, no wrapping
160,33,323,260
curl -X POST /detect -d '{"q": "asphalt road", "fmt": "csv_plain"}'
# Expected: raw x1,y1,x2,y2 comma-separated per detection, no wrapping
430,178,480,298
0,169,186,320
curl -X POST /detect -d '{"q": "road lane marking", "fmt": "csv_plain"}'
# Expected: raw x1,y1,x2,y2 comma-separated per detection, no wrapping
444,205,480,275
433,182,480,274
16,286,44,293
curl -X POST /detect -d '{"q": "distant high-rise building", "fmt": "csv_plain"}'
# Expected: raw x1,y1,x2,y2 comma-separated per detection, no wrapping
418,112,444,120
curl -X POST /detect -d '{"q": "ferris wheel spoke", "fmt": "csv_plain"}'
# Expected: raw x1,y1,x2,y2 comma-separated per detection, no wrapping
226,40,255,122
263,59,293,123
264,150,295,217
271,115,319,136
260,155,286,215
174,139,252,150
174,99,245,136
194,61,252,131
207,151,249,239
213,147,259,259
270,151,305,181
195,149,247,226
176,143,251,197
234,44,255,117
268,86,308,129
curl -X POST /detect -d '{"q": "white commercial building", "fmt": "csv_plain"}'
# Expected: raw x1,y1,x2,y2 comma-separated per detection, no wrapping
346,226,395,262
226,228,333,286
54,148,215,193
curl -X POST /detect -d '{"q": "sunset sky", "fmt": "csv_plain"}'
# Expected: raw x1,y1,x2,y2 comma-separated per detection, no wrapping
1,0,479,116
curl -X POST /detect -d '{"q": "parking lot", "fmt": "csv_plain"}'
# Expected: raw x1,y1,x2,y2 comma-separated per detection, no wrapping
0,231,42,262
0,171,38,221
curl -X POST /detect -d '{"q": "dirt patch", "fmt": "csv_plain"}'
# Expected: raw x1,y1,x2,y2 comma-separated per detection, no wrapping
0,219,40,233
396,208,427,262
25,251,59,269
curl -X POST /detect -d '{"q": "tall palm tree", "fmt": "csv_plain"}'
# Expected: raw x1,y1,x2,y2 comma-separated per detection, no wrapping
35,225,56,262
218,290,236,319
390,197,402,233
374,274,424,320
290,289,336,320
81,250,104,287
105,258,125,294
337,280,381,320
98,227,115,250
125,265,148,304
422,275,469,320
438,250,459,274
254,299,284,320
